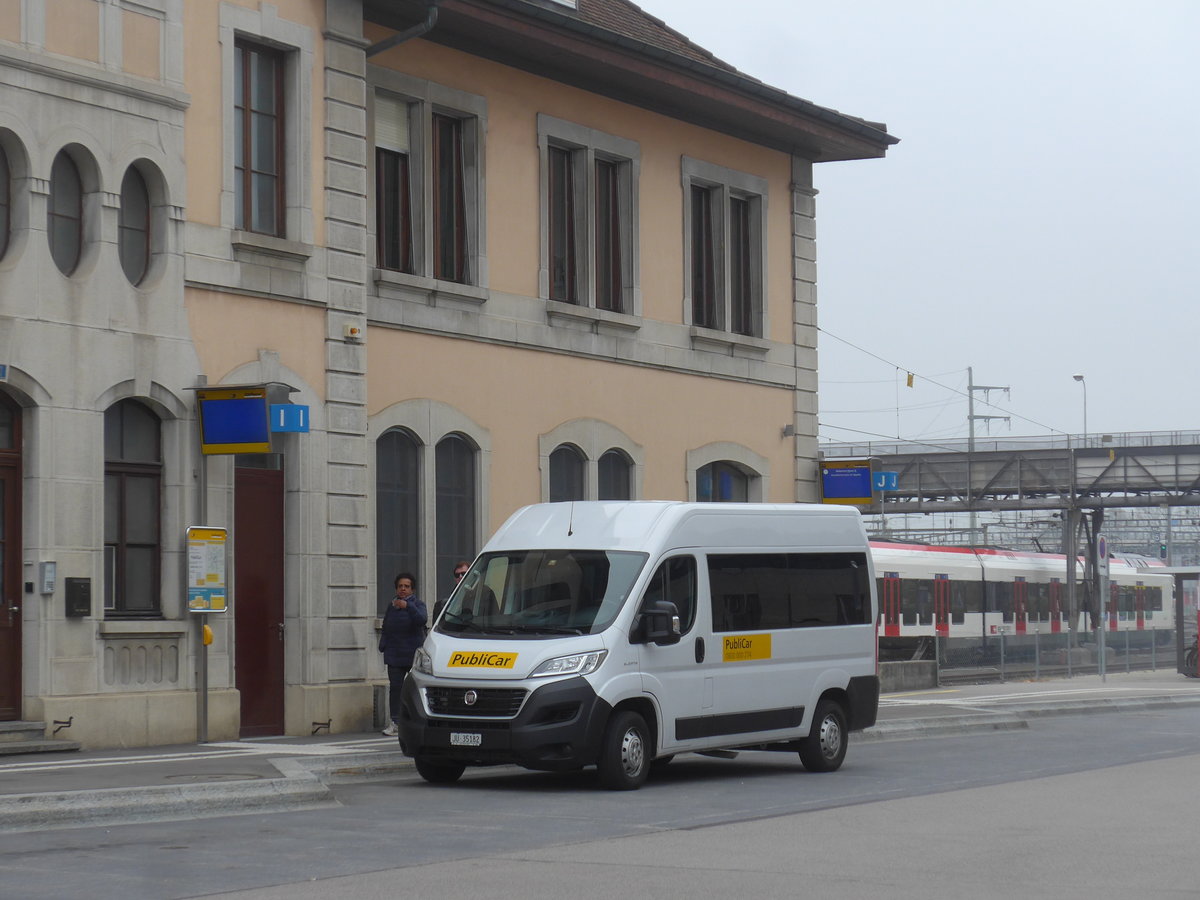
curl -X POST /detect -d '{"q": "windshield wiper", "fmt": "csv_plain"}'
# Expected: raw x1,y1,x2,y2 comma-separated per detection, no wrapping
508,623,587,635
441,612,484,632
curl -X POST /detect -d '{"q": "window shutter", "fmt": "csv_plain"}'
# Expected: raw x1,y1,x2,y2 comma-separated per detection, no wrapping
375,94,410,153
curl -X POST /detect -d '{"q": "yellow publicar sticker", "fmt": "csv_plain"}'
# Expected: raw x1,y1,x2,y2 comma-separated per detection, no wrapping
447,651,519,669
722,633,772,662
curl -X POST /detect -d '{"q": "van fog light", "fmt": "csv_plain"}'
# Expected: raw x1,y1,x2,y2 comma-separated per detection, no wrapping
530,650,607,678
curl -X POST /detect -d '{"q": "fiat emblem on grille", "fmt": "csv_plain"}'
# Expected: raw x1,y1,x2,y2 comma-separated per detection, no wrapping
463,690,478,706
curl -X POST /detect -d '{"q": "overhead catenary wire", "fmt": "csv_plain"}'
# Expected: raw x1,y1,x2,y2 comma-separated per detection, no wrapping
817,326,1069,437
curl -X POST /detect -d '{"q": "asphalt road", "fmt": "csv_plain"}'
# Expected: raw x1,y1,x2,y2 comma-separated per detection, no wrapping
1,704,1197,900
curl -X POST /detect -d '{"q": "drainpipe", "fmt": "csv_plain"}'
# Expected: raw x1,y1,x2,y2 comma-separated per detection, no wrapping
367,0,439,57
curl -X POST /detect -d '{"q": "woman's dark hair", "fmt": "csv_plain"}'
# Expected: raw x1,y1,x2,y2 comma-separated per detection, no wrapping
394,571,417,590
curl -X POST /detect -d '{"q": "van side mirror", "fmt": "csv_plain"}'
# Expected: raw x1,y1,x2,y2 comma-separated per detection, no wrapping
636,600,681,646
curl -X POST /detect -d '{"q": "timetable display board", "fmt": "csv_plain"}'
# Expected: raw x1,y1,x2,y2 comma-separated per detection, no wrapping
187,526,228,613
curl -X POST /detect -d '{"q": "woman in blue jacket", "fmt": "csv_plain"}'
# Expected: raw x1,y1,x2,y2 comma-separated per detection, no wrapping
379,572,427,736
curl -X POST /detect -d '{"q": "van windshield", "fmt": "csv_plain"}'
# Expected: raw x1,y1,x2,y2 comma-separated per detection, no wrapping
438,549,648,636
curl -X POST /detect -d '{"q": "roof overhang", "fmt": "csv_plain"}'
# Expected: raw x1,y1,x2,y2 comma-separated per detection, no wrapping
363,0,897,162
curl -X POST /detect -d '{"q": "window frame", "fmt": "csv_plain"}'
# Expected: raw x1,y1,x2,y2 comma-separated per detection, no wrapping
537,114,640,317
681,156,768,339
369,73,486,290
48,150,84,276
104,400,163,618
233,39,285,237
118,165,151,285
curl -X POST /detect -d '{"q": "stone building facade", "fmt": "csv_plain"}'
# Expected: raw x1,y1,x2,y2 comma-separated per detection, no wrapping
0,0,894,747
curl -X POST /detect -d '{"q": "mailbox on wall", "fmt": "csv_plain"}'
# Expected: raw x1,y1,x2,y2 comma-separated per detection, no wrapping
65,577,91,618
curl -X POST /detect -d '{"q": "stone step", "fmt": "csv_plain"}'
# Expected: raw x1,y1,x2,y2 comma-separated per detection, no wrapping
0,721,82,755
0,738,83,757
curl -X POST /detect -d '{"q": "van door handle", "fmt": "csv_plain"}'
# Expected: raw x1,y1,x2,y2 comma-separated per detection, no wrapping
695,637,705,664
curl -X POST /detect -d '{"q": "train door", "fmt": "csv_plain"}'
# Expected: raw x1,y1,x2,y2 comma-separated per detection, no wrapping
0,393,20,721
1108,581,1119,632
882,571,900,636
1135,581,1145,630
934,573,950,636
1013,576,1027,634
1049,578,1062,633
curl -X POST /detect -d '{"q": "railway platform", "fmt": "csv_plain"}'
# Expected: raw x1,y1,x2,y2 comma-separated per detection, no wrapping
1,669,1198,833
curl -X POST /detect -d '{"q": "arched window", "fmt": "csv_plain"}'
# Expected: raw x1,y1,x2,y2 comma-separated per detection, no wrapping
549,444,585,502
48,151,83,275
119,166,150,285
436,434,476,602
0,146,10,261
376,429,420,616
697,460,749,502
598,448,632,500
104,400,162,616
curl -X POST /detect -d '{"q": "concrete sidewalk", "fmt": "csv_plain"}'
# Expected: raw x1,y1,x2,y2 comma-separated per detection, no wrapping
1,669,1198,833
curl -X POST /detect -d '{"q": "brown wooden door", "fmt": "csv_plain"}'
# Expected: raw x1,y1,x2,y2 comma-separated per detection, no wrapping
234,466,285,737
0,463,21,721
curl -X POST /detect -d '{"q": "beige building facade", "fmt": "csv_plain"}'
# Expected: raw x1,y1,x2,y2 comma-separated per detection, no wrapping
0,0,894,748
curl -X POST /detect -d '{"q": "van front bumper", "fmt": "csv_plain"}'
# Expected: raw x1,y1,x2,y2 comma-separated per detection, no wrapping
398,675,613,772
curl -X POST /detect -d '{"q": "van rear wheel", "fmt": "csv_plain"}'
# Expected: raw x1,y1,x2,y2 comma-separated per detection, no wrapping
597,711,650,790
415,756,466,784
798,699,848,773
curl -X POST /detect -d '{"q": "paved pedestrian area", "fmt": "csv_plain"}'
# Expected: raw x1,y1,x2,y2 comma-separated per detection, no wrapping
1,669,1197,832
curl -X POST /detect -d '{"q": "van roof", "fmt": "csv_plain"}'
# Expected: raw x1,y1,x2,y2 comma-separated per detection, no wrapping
482,501,867,555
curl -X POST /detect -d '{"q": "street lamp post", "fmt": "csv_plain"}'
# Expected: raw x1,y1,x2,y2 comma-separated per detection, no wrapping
1072,373,1087,448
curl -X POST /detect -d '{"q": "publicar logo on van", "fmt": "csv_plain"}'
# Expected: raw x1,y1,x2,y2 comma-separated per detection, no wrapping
722,633,772,662
447,651,519,669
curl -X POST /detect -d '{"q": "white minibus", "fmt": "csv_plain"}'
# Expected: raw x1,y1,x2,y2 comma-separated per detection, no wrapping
398,501,879,789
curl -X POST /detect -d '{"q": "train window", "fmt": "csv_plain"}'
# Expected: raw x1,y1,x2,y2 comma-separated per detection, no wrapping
989,581,1013,622
708,552,871,631
915,580,933,626
950,582,967,624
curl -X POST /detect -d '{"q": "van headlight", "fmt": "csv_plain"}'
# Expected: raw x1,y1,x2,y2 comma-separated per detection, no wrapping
530,650,607,678
413,647,432,675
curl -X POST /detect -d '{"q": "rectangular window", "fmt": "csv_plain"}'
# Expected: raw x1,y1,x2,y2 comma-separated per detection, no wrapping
538,116,639,315
548,145,577,303
234,41,284,236
432,113,468,283
690,184,717,328
683,157,767,337
375,94,413,273
707,553,871,632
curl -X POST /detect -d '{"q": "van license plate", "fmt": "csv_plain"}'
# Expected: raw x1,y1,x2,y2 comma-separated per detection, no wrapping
450,732,481,747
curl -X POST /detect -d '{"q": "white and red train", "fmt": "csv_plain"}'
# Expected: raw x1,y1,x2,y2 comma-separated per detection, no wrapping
870,540,1173,640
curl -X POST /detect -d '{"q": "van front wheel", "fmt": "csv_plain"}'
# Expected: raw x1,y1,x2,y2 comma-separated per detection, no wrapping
415,756,466,784
597,710,650,790
798,699,848,773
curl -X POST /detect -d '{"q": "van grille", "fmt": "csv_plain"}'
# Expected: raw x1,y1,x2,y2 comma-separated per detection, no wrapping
425,687,527,718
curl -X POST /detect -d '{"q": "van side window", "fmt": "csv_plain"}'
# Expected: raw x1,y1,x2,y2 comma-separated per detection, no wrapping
708,552,870,632
642,556,698,634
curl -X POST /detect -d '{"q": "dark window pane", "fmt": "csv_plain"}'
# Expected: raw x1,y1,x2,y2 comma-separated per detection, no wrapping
251,172,277,234
104,473,119,542
0,403,12,450
643,556,698,634
549,445,585,502
48,151,82,275
595,159,622,312
598,449,631,500
432,114,467,283
548,145,576,303
376,429,420,616
376,148,412,272
697,461,748,502
119,167,150,285
436,434,476,602
708,552,870,632
124,476,159,544
123,547,157,612
691,184,716,327
729,196,752,335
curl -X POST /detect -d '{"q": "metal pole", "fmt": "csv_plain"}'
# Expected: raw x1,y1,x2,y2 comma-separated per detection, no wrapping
198,616,208,742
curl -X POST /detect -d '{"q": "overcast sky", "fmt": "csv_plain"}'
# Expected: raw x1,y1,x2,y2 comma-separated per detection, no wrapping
633,0,1199,448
